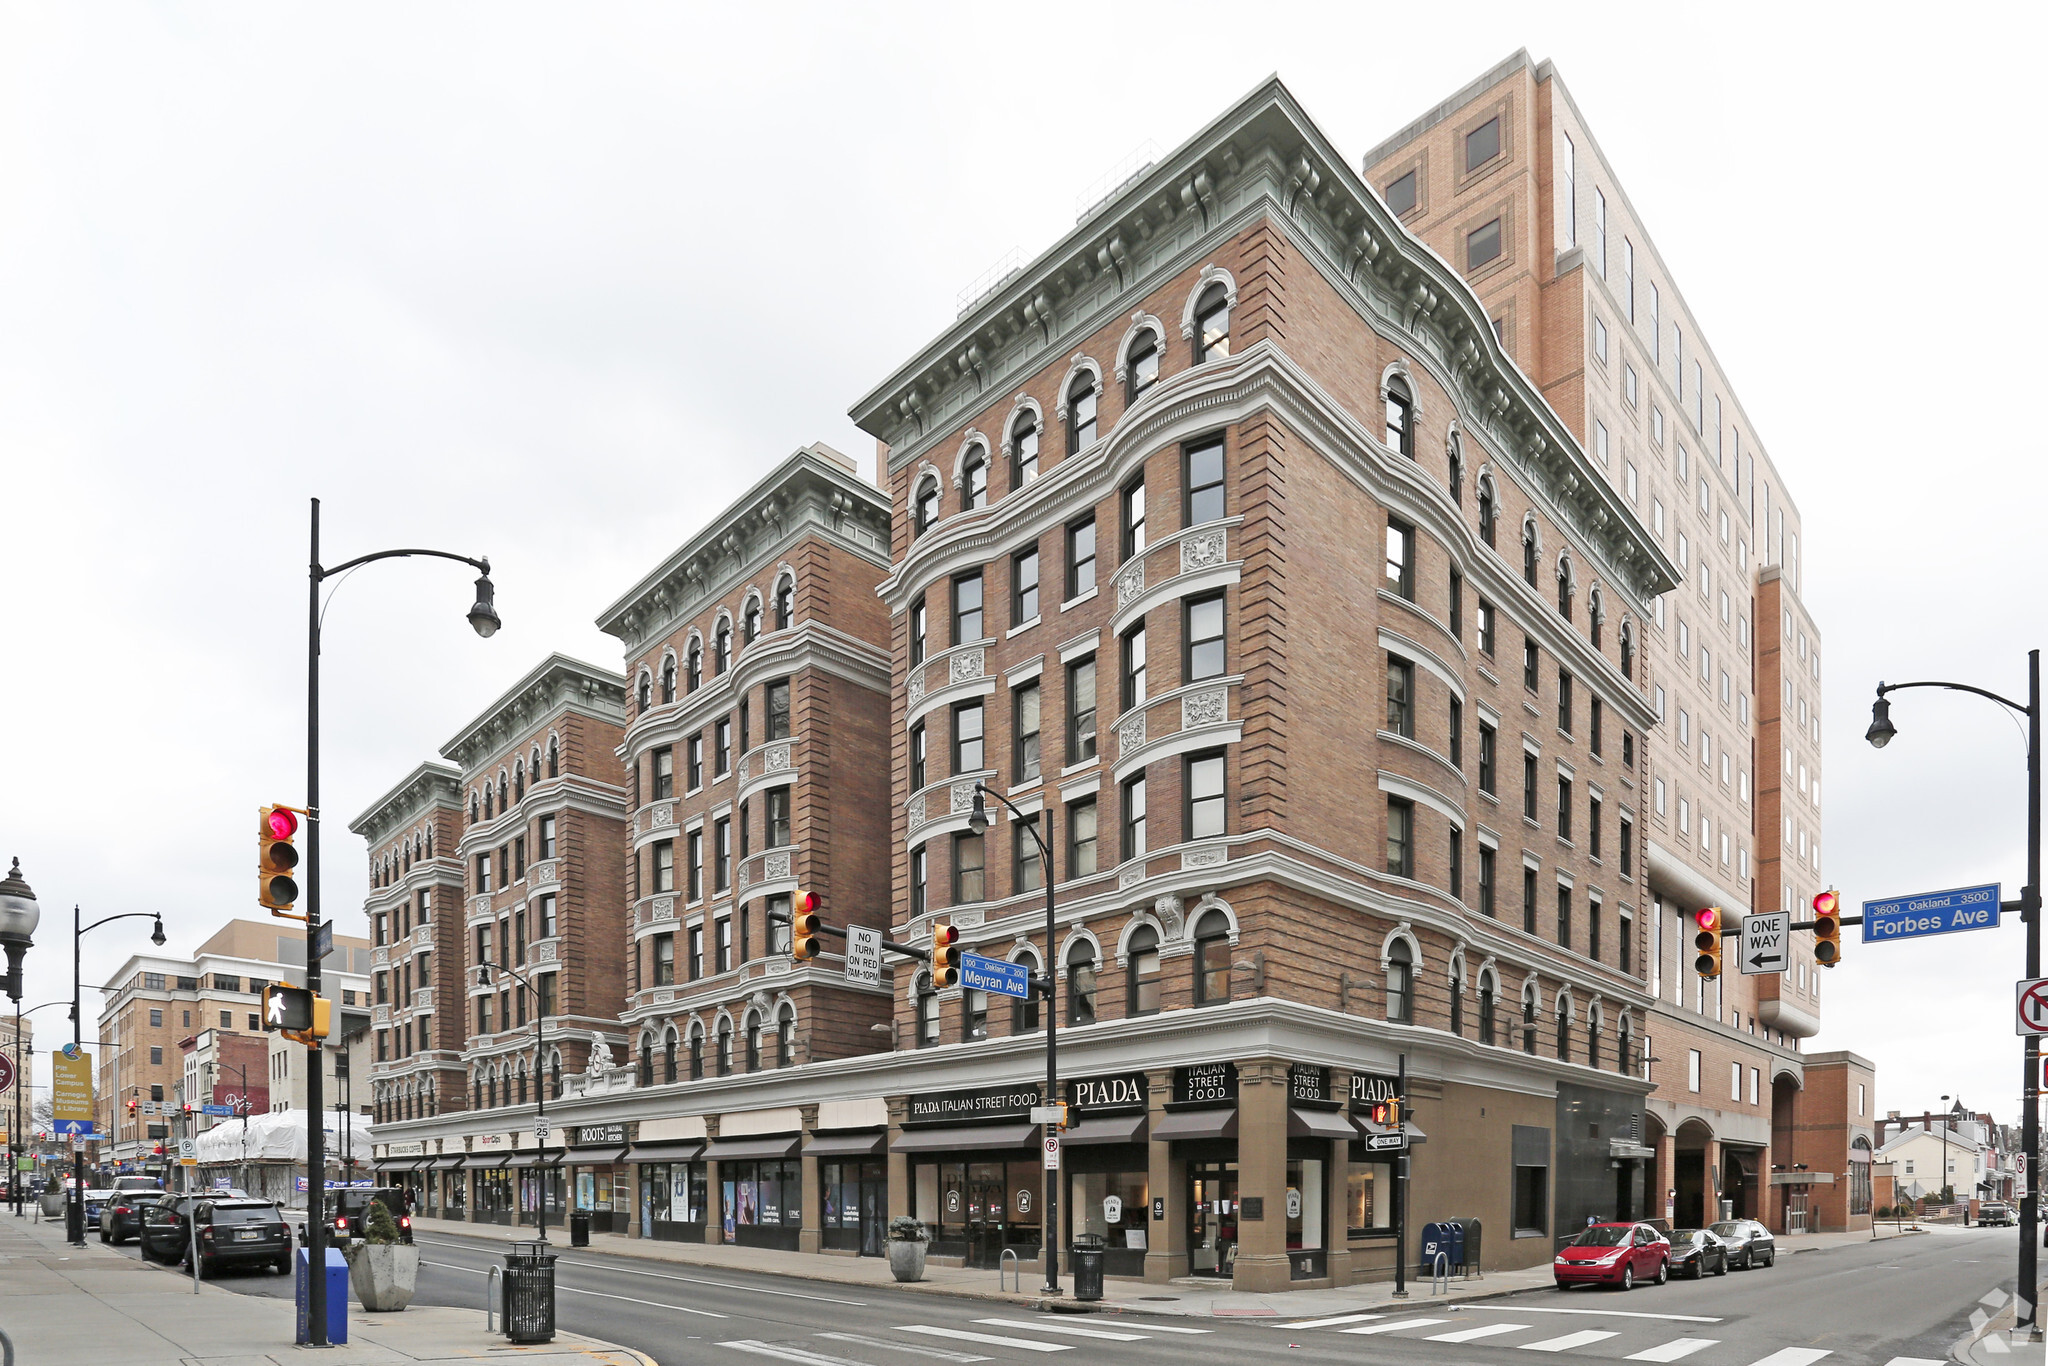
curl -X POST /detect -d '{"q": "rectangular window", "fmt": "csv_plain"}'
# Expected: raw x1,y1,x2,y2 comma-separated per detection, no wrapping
1523,751,1538,820
1012,547,1040,625
1478,722,1497,794
653,839,675,894
1121,477,1146,558
652,746,675,800
1558,776,1572,841
687,828,703,900
475,852,492,894
1015,814,1044,893
1466,217,1503,269
1623,238,1635,321
1590,698,1603,756
1448,570,1462,638
653,933,675,986
1386,797,1414,878
1120,623,1147,711
538,892,557,938
1067,656,1097,763
1185,437,1225,525
1013,683,1041,782
1449,697,1463,768
688,924,703,979
715,717,732,776
686,735,703,790
1478,846,1496,917
1466,115,1500,171
1121,775,1147,861
952,571,984,644
1185,594,1225,682
1560,131,1575,244
1688,1050,1702,1092
1589,797,1602,859
1593,316,1608,364
1523,639,1539,692
1385,655,1415,738
766,679,791,740
714,817,731,893
1385,517,1414,598
1557,884,1571,950
909,597,926,666
910,843,928,915
1449,828,1463,900
1068,798,1098,878
1595,420,1609,465
953,701,984,774
1524,866,1538,934
1558,671,1573,734
1620,816,1634,876
1594,187,1607,276
910,722,927,790
1384,168,1417,216
953,832,986,903
1477,600,1496,656
766,787,790,848
715,916,732,974
1066,516,1096,600
1186,752,1226,840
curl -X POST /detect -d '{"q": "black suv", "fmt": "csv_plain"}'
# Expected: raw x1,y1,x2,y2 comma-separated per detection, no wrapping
321,1186,412,1244
142,1197,293,1275
98,1189,159,1245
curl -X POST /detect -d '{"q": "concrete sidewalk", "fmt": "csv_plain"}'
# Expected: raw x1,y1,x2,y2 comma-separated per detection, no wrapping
411,1214,1919,1320
0,1208,654,1364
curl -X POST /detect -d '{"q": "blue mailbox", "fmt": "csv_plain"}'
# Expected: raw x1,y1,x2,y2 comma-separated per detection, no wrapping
295,1246,349,1345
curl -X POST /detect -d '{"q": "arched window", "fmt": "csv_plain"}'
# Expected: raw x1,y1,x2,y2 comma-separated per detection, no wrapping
1011,414,1040,489
1193,909,1231,1005
499,773,509,812
516,1067,527,1106
638,1038,653,1087
1386,940,1414,1023
1066,373,1097,455
637,673,652,714
1620,625,1636,682
776,1005,796,1066
774,577,794,631
1449,966,1465,1036
1193,283,1230,363
1587,1016,1601,1070
689,1023,704,1080
1478,972,1497,1045
1523,522,1539,587
743,598,761,644
714,621,732,674
1011,949,1041,1033
1616,1018,1633,1074
1125,924,1161,1017
963,445,989,510
1449,443,1464,505
531,745,543,781
1126,328,1160,400
1066,941,1098,1026
513,760,525,802
716,1019,733,1075
914,476,941,536
473,1077,482,1110
1590,590,1604,650
1556,1003,1572,1061
1384,376,1414,457
660,655,676,704
746,1015,762,1071
551,1053,562,1100
663,1028,678,1084
483,785,493,820
1478,477,1498,548
687,640,703,692
488,1073,499,1109
916,973,940,1047
1557,561,1573,620
1522,985,1538,1054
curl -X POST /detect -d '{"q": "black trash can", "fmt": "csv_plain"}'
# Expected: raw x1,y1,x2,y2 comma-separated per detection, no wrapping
501,1241,558,1344
570,1211,591,1248
1070,1233,1106,1302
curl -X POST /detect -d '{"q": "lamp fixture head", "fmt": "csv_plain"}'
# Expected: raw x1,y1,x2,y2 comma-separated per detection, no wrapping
150,915,166,947
468,565,502,639
1866,693,1896,749
0,857,42,945
966,788,990,835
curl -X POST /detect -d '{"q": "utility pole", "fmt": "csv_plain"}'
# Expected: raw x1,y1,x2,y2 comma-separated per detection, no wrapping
304,498,330,1344
1392,1052,1407,1299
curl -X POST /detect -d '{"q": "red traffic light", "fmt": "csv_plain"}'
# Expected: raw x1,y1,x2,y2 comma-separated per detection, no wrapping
796,890,819,915
265,807,299,840
1812,890,1839,917
1695,908,1720,931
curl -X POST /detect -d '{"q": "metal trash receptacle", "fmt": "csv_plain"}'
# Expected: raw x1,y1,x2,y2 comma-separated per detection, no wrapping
570,1211,591,1248
501,1241,558,1344
1070,1233,1106,1302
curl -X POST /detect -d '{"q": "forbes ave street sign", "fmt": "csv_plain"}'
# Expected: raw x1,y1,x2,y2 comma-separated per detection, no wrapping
1862,882,2000,943
960,951,1031,1000
1741,911,1790,975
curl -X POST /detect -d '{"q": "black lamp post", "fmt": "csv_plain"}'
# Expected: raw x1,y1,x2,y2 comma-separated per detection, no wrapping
302,497,498,1344
966,784,1061,1295
68,906,164,1245
0,859,41,1217
1868,649,2040,1335
475,962,552,1241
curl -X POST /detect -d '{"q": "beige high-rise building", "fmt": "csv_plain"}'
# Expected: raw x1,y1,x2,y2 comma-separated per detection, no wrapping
1366,50,1840,1230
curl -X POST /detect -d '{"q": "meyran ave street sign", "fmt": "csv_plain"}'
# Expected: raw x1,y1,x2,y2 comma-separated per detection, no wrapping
1862,883,2001,943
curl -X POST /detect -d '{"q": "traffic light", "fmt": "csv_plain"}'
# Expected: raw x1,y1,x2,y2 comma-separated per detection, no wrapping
126,1098,138,1116
790,890,821,962
932,922,961,988
263,984,330,1042
257,804,302,916
1693,907,1724,978
1368,1099,1400,1128
1812,890,1842,968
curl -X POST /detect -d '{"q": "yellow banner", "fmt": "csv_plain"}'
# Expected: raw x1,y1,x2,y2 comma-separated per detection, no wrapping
52,1050,93,1125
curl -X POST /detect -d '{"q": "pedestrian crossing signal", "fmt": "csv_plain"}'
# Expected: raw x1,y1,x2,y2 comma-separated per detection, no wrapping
790,890,821,962
262,984,330,1042
932,923,961,988
1812,890,1842,967
1693,907,1724,978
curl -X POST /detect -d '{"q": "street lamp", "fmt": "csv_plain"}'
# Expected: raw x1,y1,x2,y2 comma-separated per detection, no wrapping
475,962,553,1242
68,906,164,1244
0,859,41,1216
965,783,1062,1296
1867,649,2040,1334
300,498,498,1344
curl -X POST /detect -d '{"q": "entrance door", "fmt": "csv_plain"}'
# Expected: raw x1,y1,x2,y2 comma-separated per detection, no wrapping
965,1162,1007,1269
858,1169,885,1258
1187,1164,1238,1278
1785,1189,1809,1233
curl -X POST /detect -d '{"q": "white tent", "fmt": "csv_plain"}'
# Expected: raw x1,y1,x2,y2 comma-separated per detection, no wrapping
195,1110,370,1166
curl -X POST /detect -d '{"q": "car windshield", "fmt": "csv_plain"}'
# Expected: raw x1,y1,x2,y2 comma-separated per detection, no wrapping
1710,1222,1745,1236
208,1204,280,1226
1672,1229,1704,1243
1574,1227,1632,1247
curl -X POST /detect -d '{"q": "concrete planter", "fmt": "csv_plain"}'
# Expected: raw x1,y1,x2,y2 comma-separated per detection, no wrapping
887,1238,928,1283
345,1242,419,1311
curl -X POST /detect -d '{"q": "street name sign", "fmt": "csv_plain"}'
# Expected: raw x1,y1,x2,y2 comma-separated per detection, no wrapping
202,1104,234,1117
960,951,1031,1000
844,925,883,988
1863,883,2001,943
2018,978,2048,1036
1741,911,1790,975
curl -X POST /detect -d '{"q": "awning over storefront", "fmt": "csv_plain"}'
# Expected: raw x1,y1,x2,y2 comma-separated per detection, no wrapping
892,1123,1040,1154
704,1134,803,1162
625,1140,705,1164
1151,1109,1238,1142
504,1150,566,1169
804,1130,888,1158
1062,1114,1148,1146
566,1146,629,1166
1288,1108,1355,1141
428,1154,467,1170
373,1155,426,1170
1609,1139,1657,1161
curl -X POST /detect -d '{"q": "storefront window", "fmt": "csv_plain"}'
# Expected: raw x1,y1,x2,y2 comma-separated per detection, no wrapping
1347,1161,1392,1237
720,1159,802,1248
639,1161,707,1241
1071,1170,1148,1251
821,1159,887,1256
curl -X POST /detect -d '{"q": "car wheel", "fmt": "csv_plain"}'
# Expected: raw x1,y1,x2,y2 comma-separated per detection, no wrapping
1654,1257,1668,1286
1620,1264,1634,1291
1716,1252,1729,1276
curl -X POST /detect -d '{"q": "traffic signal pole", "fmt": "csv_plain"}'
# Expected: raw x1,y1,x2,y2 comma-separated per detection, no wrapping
305,497,330,1346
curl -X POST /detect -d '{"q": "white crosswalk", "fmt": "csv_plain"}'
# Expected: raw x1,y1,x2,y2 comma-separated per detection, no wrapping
722,1317,1210,1365
1626,1338,1720,1361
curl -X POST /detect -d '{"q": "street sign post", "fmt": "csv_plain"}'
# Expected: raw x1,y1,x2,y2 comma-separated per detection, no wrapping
1740,912,1790,975
178,1139,198,1167
1364,1132,1408,1152
844,925,883,988
2018,978,2048,1036
1863,883,2001,943
960,951,1032,1000
533,1118,553,1143
1042,1133,1061,1170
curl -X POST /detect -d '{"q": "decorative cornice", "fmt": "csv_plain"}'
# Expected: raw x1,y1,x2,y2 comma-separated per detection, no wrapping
348,762,463,844
439,654,628,773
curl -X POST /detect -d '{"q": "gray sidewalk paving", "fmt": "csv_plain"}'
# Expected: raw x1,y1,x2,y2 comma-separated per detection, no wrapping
0,1207,654,1364
409,1214,1918,1320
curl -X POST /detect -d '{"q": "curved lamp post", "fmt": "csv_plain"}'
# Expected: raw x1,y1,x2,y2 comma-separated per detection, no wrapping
1867,649,2039,1334
475,962,552,1241
68,907,163,1244
0,859,41,1216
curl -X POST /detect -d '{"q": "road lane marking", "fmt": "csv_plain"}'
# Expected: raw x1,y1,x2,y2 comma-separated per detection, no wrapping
1340,1318,1448,1335
1426,1323,1529,1343
972,1319,1150,1341
1279,1313,1386,1329
422,1262,727,1319
895,1326,1072,1353
721,1341,878,1366
1880,1359,1946,1366
1985,1289,2012,1308
1627,1339,1720,1361
816,1332,990,1361
1456,1305,1723,1322
1115,1322,1211,1333
1522,1330,1619,1351
1741,1351,1831,1366
418,1237,866,1305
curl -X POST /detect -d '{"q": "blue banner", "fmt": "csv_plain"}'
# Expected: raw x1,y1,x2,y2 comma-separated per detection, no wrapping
1862,883,2002,943
960,951,1032,1000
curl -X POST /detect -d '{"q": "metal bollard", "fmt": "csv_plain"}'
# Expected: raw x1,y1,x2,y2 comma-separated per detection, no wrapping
998,1247,1020,1294
484,1265,503,1334
1430,1251,1449,1296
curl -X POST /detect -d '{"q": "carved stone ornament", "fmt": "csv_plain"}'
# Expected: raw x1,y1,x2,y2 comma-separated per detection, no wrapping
537,942,558,962
653,990,675,1006
764,852,792,881
587,1032,615,1075
1154,895,1185,938
1182,689,1227,729
415,924,432,946
738,865,751,891
907,672,927,708
536,863,556,884
949,647,986,682
371,945,388,967
653,897,676,919
1180,529,1227,574
414,988,433,1010
738,756,750,783
654,803,674,827
1116,560,1145,608
950,781,979,813
763,743,792,773
1182,846,1227,871
1119,864,1145,890
1118,713,1147,754
908,793,926,826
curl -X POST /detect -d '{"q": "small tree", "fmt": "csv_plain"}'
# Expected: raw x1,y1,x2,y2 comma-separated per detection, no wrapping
361,1196,401,1245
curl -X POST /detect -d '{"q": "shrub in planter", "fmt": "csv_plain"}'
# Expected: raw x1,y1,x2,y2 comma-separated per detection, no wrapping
345,1199,420,1311
887,1216,929,1283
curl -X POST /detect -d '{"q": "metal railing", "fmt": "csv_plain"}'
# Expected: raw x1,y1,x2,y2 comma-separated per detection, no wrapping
998,1247,1022,1294
483,1264,503,1333
1429,1251,1450,1296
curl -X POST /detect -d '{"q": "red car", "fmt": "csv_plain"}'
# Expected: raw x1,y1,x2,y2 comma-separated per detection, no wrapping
1554,1222,1670,1290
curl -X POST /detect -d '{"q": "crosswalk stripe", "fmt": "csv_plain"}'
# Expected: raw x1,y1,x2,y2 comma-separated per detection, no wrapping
1522,1329,1620,1352
1742,1352,1831,1366
816,1333,990,1361
1981,1339,2011,1356
972,1319,1150,1342
1880,1359,1947,1366
1119,1322,1212,1334
1427,1323,1530,1343
1340,1318,1449,1335
721,1341,873,1366
1626,1338,1720,1361
895,1326,1073,1353
1282,1313,1386,1329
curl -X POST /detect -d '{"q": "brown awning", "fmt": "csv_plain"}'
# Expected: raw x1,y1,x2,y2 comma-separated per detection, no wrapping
567,1146,629,1167
804,1131,888,1158
625,1140,705,1164
1288,1107,1355,1141
704,1134,802,1162
504,1150,565,1169
427,1154,467,1170
1151,1109,1238,1142
1062,1114,1148,1146
892,1123,1040,1154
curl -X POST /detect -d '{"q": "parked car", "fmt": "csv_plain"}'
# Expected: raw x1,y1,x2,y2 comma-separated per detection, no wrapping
1709,1218,1777,1268
1980,1203,2017,1228
1667,1228,1728,1278
1554,1222,1670,1290
79,1188,116,1228
98,1191,156,1244
314,1186,412,1245
141,1197,293,1276
111,1176,162,1196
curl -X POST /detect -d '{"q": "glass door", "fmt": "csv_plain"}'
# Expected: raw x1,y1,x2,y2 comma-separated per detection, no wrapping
1187,1163,1238,1277
858,1163,886,1257
966,1162,1007,1268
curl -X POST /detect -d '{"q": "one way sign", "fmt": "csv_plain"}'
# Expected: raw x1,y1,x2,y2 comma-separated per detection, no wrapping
1741,911,1790,975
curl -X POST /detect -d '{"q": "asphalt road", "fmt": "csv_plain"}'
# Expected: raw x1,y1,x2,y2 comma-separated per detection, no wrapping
110,1221,2016,1366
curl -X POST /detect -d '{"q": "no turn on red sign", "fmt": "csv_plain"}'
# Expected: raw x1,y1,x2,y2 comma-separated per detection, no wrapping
2016,978,2048,1036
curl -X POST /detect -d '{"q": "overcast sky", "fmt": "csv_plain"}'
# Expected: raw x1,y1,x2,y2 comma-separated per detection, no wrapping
3,3,2043,1129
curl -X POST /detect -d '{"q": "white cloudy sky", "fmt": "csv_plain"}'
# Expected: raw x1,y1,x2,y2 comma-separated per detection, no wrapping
3,3,2043,1126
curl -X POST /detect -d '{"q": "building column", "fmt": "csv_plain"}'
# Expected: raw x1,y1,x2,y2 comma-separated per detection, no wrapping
703,1115,723,1245
1655,1131,1676,1224
1143,1068,1184,1283
798,1103,822,1255
886,1096,910,1221
1327,1069,1353,1286
1232,1058,1290,1293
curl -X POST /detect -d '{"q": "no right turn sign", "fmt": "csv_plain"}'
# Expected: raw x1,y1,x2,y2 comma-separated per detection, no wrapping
2015,978,2048,1036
